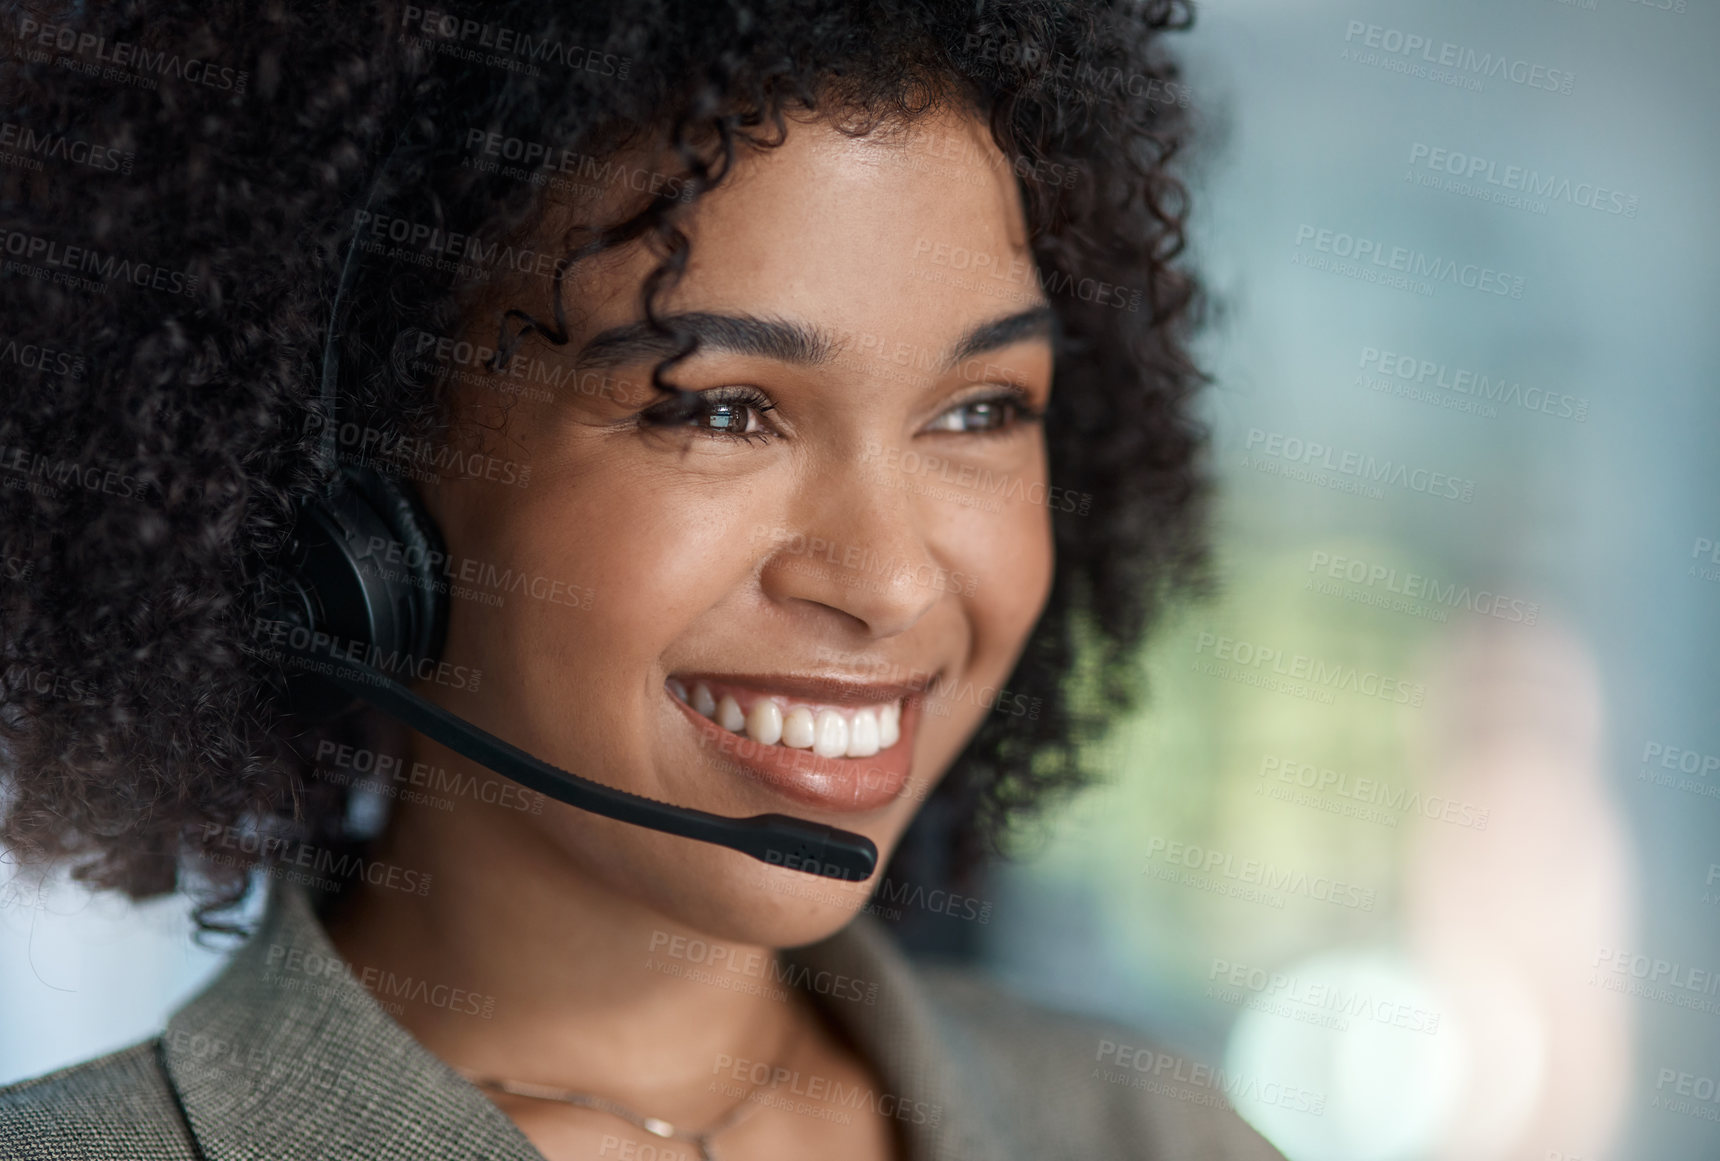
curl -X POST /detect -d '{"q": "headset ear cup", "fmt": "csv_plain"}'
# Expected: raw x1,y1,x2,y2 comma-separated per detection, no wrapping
344,467,449,664
264,466,449,721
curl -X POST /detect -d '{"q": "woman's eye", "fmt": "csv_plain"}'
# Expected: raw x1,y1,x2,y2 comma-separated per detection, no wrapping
695,398,765,436
645,387,777,444
923,392,1037,435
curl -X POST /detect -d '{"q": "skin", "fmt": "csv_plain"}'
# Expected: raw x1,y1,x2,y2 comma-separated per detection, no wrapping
326,105,1056,1161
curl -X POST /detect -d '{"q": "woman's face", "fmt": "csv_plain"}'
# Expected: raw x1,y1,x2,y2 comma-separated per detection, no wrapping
416,107,1056,947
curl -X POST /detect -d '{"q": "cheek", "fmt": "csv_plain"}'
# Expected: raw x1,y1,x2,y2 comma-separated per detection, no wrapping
937,478,1056,655
906,492,1050,787
433,469,763,686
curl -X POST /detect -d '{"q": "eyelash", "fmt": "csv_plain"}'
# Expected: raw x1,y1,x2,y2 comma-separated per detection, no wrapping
642,385,780,445
644,383,1043,446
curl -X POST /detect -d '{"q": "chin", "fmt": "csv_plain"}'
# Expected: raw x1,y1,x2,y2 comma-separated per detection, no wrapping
686,879,874,950
561,815,894,949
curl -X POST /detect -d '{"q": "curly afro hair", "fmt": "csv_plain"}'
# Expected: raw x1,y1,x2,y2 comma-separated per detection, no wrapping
0,0,1208,933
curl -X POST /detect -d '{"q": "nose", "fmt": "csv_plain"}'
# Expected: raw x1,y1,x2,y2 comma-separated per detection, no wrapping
755,468,945,639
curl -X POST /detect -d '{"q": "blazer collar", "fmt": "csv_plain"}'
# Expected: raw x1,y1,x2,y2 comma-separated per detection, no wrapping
162,883,545,1160
162,884,1019,1161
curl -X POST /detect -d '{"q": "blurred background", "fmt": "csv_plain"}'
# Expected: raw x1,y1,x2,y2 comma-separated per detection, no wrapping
3,2,1716,1159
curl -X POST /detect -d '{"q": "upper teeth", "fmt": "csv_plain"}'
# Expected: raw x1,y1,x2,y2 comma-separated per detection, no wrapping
670,680,901,758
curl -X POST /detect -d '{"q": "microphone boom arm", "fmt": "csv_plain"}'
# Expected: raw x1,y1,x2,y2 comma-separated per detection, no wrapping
287,645,879,882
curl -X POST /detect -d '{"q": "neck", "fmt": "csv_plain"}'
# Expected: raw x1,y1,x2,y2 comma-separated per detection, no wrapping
323,791,808,1113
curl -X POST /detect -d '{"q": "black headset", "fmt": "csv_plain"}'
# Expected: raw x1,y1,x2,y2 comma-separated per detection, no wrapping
262,135,876,882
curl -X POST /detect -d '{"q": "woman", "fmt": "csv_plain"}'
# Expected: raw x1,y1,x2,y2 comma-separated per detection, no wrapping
0,1,1282,1157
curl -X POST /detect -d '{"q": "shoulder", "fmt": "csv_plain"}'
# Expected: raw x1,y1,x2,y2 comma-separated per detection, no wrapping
0,1039,200,1161
916,965,1289,1161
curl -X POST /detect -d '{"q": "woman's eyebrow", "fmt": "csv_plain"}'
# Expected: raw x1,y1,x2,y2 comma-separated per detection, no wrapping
576,305,1057,372
947,304,1056,364
576,312,833,370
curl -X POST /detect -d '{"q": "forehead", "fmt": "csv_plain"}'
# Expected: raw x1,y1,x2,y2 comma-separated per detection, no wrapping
563,107,1047,349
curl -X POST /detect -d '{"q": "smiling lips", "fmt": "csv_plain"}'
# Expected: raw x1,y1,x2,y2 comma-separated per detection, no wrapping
666,672,926,812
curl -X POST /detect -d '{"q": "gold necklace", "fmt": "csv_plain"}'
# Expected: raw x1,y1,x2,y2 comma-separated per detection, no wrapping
458,1013,806,1161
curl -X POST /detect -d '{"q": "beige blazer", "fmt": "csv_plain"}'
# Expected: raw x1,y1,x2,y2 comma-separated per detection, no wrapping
0,883,1287,1159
